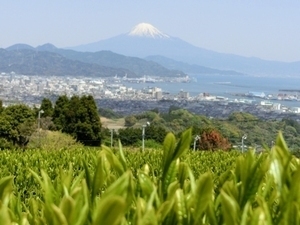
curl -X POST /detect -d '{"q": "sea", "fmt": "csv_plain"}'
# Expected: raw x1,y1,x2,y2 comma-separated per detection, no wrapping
122,74,300,108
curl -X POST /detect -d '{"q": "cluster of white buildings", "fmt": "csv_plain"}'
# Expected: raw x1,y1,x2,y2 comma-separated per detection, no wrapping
259,100,300,114
0,73,175,106
1,72,300,114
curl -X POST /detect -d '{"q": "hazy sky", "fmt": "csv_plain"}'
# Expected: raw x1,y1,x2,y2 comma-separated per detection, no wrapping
1,1,299,62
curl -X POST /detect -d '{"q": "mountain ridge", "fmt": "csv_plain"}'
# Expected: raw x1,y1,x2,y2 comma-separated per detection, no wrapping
5,43,244,77
69,23,300,76
2,45,189,77
145,55,245,76
0,48,136,77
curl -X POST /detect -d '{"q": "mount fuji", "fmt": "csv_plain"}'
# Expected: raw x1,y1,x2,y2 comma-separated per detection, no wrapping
70,23,178,58
128,23,170,39
70,23,300,76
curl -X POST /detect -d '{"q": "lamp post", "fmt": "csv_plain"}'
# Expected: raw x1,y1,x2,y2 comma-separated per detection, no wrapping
38,110,44,129
193,135,200,151
110,129,114,148
242,134,247,153
142,122,150,152
38,110,44,147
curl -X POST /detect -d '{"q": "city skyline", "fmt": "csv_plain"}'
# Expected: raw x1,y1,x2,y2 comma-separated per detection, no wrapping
1,1,300,62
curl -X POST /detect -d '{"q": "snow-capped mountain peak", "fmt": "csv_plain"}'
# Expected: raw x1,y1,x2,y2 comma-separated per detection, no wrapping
128,23,169,39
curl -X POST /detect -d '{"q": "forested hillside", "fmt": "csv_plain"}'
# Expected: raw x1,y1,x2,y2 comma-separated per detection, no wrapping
107,107,300,152
1,96,300,154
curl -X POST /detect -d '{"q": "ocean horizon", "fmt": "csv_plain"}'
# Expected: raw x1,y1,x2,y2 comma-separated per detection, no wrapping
123,74,300,108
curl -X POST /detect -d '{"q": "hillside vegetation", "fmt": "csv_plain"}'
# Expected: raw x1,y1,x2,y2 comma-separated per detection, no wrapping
1,96,300,154
108,108,300,153
0,130,299,224
1,95,300,224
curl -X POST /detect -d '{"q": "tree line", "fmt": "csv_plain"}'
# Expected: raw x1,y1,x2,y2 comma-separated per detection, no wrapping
1,97,300,152
112,107,300,152
0,95,101,149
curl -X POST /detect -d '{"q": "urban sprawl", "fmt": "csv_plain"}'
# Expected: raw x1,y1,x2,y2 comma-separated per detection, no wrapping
1,73,300,121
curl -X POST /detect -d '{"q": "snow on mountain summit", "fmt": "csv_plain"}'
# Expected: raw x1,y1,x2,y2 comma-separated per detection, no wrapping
128,23,169,39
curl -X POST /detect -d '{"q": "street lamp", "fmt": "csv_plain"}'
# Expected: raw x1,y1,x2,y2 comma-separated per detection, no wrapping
242,134,247,153
38,110,44,130
142,122,150,151
110,129,114,148
193,135,200,151
38,110,44,148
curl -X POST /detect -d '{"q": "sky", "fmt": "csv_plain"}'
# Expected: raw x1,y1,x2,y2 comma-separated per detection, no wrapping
1,1,300,62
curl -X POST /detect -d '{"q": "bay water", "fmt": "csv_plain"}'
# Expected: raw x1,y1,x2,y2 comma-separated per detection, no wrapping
123,74,300,107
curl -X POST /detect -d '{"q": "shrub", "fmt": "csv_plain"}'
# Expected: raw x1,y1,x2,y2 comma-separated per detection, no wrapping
0,137,13,149
27,130,83,150
197,128,231,151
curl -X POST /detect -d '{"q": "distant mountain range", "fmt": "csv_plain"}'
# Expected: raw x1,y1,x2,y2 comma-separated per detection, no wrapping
70,23,300,76
2,42,244,77
3,23,298,77
145,55,243,75
0,48,135,77
2,44,187,77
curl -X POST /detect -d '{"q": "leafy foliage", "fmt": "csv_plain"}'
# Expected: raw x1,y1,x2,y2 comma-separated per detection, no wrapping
124,115,137,127
40,98,54,117
0,131,299,224
118,127,142,146
0,104,35,148
197,127,231,151
52,95,102,146
27,130,84,150
127,109,300,151
118,124,167,146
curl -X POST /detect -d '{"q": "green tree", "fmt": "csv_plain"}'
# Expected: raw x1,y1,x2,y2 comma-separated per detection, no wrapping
52,95,101,146
168,105,181,114
124,115,137,127
144,124,167,144
228,112,259,123
64,95,81,134
40,98,54,117
282,118,300,133
118,127,141,146
78,95,102,146
0,104,35,148
0,116,12,145
53,95,70,130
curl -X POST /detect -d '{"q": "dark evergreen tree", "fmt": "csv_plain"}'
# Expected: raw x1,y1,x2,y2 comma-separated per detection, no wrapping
53,95,70,130
52,95,101,146
40,98,54,117
64,95,81,134
77,95,101,146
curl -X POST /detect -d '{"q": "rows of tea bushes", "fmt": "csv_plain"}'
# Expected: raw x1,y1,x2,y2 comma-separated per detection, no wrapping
0,129,299,224
0,146,238,204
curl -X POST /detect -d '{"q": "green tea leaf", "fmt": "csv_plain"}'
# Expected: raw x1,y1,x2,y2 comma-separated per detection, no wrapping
93,196,126,225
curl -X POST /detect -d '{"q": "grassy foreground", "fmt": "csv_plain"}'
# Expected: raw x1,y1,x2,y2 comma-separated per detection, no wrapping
0,129,299,224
